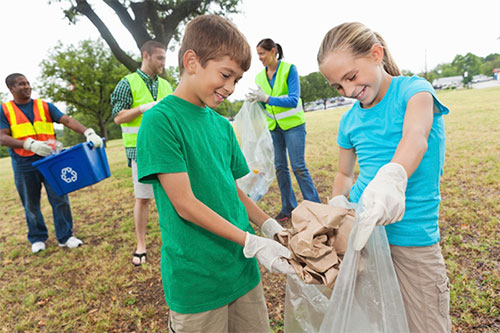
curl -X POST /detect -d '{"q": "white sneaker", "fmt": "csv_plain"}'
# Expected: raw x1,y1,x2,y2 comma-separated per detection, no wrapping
32,242,46,253
58,236,83,249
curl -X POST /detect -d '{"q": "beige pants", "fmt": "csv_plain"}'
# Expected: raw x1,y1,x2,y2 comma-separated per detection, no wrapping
131,159,154,199
390,243,452,333
168,282,270,333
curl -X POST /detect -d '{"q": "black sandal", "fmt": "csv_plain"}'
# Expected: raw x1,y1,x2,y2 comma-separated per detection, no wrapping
132,252,147,266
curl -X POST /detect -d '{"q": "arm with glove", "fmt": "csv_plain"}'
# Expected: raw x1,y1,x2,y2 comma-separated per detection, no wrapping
157,172,294,275
352,92,434,250
58,115,103,148
113,101,158,125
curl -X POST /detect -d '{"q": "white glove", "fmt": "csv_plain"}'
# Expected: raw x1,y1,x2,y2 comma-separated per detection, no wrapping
243,232,295,275
83,128,103,148
246,87,269,103
139,101,158,113
23,138,52,157
261,218,284,239
328,195,351,209
352,163,408,251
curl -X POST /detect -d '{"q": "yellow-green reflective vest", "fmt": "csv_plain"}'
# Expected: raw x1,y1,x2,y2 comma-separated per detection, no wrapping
121,72,173,148
255,61,305,131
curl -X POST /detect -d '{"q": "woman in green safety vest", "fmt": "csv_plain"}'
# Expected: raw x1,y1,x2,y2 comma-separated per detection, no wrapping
247,38,320,222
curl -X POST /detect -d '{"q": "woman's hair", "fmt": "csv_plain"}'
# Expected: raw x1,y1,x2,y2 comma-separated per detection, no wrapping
257,38,284,60
317,22,400,76
178,15,251,74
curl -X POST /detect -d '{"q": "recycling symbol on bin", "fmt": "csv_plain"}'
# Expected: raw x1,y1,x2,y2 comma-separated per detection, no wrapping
60,167,78,183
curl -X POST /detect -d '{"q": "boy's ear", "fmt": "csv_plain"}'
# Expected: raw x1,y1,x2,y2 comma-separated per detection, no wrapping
370,43,384,65
183,50,199,74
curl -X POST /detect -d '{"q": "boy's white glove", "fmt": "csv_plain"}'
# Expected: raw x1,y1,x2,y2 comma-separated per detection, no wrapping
243,232,295,275
328,195,350,209
84,128,103,148
139,101,158,113
23,138,52,157
352,163,408,251
246,87,269,103
261,218,284,239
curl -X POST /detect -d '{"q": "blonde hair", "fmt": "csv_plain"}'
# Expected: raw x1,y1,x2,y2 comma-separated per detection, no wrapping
178,15,251,75
317,22,401,76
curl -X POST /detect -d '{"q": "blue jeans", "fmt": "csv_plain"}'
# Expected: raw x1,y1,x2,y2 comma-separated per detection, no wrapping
270,123,320,215
12,161,73,244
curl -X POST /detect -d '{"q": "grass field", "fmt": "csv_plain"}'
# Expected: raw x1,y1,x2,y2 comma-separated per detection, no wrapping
0,86,499,332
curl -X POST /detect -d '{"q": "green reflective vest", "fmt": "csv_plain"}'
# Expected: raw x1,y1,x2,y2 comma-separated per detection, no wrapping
121,72,173,148
255,61,305,131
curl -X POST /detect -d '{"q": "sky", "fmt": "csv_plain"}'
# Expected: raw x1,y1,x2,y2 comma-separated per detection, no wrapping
1,0,499,103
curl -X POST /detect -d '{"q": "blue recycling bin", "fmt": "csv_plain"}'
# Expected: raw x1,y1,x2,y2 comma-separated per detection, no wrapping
33,141,111,196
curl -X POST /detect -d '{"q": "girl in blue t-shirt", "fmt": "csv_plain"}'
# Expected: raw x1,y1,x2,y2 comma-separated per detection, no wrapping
317,22,451,332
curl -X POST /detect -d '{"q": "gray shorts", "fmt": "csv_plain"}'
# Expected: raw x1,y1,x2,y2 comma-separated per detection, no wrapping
390,243,452,333
131,159,153,199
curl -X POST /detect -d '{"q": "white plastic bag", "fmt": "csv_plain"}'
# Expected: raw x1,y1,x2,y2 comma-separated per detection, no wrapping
319,206,409,333
233,101,275,202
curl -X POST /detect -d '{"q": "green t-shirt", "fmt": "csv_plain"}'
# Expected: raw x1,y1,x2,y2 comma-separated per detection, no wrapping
137,95,261,314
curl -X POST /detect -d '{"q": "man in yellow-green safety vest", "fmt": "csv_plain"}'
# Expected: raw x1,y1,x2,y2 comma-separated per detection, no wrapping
111,40,173,266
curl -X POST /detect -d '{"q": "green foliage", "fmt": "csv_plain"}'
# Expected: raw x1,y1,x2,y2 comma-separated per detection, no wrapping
300,72,339,106
215,99,243,118
37,39,129,145
0,91,7,104
422,52,500,83
0,146,8,158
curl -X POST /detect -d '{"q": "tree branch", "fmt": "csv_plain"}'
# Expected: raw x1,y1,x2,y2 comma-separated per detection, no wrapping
74,0,139,72
103,0,151,49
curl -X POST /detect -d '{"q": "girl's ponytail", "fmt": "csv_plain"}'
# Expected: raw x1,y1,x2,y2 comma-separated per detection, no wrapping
257,38,284,60
374,32,400,76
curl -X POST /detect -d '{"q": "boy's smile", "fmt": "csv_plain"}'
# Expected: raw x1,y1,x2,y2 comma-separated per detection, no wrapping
177,54,244,109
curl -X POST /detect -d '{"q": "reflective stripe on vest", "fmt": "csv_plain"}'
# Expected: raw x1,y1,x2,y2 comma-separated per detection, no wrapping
120,72,173,148
255,61,305,131
1,99,55,156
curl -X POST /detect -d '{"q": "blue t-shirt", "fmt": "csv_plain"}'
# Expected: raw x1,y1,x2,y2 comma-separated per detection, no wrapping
0,99,64,172
337,76,449,246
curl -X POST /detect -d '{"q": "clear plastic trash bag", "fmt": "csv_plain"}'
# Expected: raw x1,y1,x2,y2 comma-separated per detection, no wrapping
233,101,275,202
284,204,409,333
284,273,332,332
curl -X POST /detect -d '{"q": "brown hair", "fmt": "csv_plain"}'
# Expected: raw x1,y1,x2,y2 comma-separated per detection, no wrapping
257,38,284,60
178,15,251,75
140,40,166,58
317,22,401,76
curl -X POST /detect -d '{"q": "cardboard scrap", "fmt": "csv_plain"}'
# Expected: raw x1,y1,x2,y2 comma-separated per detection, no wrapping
275,200,354,289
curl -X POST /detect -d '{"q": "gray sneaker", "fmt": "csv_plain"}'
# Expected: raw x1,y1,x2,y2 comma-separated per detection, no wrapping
58,236,83,249
32,242,46,253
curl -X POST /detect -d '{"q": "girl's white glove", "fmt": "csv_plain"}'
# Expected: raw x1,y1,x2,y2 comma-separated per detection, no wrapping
243,232,295,274
328,195,351,209
352,163,407,251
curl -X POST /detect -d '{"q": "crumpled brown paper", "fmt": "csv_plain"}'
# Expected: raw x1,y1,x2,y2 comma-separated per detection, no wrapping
274,200,354,289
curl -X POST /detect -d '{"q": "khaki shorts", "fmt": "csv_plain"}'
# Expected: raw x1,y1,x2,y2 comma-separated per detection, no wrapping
131,159,153,199
390,243,452,333
168,282,270,333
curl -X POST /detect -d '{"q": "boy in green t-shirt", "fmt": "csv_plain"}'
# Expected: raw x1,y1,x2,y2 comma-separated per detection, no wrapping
136,15,293,331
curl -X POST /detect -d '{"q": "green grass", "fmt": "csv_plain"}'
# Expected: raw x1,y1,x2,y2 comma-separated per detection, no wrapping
1,87,499,332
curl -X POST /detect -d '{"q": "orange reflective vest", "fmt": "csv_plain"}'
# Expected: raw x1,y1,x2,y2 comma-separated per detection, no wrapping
1,99,55,156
